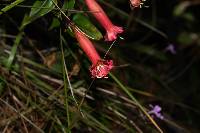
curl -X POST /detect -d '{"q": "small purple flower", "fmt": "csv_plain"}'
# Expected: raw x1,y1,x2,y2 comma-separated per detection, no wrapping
148,105,164,120
165,44,176,55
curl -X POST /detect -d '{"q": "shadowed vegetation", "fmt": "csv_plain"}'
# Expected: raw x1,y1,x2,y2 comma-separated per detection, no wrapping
0,0,200,132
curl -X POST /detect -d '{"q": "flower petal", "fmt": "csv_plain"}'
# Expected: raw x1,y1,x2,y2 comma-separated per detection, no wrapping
90,59,113,78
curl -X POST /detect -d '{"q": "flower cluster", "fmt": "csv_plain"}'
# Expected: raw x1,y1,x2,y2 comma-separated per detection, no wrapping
84,0,123,41
72,0,146,77
72,0,126,78
130,0,146,8
73,27,113,78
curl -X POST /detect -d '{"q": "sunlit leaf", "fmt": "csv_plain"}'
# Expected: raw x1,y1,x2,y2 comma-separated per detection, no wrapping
0,0,24,15
22,0,57,27
73,14,103,40
29,0,56,17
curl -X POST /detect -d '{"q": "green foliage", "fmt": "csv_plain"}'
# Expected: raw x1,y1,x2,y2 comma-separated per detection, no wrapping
5,32,24,69
22,0,57,27
0,0,24,15
62,0,75,10
0,0,200,132
73,14,103,40
49,18,60,30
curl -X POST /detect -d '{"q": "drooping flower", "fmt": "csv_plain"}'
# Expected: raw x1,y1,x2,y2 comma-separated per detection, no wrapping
130,0,145,8
90,59,113,78
73,27,113,78
84,0,123,41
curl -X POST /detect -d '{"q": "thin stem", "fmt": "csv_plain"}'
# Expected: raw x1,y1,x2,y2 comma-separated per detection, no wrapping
103,39,117,59
0,3,98,13
0,98,44,133
60,28,71,131
109,73,163,133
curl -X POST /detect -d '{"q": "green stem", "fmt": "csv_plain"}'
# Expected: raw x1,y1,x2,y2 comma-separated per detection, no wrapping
60,28,71,133
109,73,163,133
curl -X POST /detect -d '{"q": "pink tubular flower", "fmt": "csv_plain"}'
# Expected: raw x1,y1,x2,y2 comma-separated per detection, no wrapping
130,0,141,8
90,60,113,78
73,27,113,78
130,0,145,8
85,0,123,41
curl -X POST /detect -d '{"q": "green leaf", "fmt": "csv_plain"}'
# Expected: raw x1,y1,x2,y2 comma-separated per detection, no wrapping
177,32,195,45
173,1,190,16
5,31,24,69
29,0,55,17
62,0,75,10
182,13,195,22
22,0,57,27
73,14,103,40
48,18,60,30
0,0,24,15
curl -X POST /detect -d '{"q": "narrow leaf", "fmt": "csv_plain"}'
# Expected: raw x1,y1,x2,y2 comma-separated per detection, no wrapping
73,14,103,40
0,0,24,15
22,0,57,27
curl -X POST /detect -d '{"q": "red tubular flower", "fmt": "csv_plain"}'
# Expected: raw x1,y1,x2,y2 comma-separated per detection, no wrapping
73,27,113,78
130,0,142,8
85,0,123,41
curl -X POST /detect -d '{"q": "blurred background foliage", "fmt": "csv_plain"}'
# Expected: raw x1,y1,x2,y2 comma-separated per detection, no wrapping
0,0,200,132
